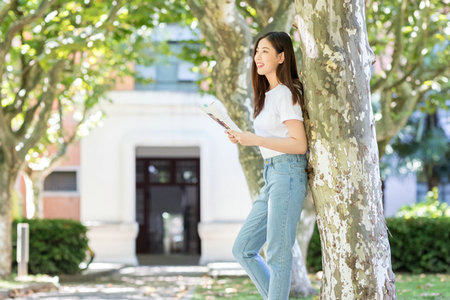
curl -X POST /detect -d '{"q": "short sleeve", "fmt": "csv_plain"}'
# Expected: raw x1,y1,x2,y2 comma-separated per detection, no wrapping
277,87,304,123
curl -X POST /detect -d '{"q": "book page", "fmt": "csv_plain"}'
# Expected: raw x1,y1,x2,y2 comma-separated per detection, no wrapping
199,101,242,132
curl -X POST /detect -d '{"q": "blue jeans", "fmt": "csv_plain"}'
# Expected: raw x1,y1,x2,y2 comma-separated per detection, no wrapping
232,154,308,300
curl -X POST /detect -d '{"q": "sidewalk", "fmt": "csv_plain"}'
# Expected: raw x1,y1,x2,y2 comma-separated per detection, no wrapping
1,262,247,299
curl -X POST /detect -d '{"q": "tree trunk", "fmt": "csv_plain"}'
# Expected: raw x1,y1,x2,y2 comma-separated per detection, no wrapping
292,186,318,297
296,187,316,264
290,240,318,297
294,0,396,298
0,165,17,277
31,173,45,219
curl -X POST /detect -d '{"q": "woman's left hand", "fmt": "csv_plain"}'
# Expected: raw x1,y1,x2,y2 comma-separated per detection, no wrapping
228,130,259,146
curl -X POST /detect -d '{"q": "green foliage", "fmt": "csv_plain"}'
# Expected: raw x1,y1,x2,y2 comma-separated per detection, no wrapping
367,0,449,114
396,187,450,219
11,219,89,275
307,216,450,274
1,0,191,169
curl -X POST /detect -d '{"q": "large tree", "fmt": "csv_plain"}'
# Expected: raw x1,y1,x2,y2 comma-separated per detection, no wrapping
294,0,396,298
0,0,185,276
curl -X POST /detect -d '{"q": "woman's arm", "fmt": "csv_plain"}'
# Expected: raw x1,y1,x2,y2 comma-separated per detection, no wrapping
228,119,307,154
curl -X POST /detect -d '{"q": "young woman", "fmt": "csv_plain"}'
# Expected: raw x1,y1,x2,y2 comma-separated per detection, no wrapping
226,31,308,300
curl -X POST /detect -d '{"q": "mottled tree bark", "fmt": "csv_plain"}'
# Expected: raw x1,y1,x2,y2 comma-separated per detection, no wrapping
30,173,45,219
186,0,316,296
294,0,396,299
24,143,74,219
0,164,18,277
297,187,316,264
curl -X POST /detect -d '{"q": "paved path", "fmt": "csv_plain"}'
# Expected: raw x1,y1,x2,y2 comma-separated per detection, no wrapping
9,265,217,300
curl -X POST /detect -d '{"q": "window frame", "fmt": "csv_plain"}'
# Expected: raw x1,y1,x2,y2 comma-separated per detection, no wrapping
43,166,80,197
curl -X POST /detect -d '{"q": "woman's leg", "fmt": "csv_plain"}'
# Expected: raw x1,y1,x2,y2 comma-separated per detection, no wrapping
266,167,307,299
232,183,270,299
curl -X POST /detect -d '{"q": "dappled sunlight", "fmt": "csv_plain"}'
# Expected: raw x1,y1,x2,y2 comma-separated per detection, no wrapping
119,265,208,277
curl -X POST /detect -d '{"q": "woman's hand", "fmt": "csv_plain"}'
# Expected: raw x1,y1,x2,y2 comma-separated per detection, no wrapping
225,130,239,144
227,130,259,146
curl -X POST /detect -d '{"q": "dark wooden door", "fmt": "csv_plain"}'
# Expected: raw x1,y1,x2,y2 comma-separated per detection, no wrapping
135,158,201,254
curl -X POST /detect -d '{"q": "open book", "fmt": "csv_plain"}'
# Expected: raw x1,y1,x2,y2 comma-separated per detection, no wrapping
199,100,242,133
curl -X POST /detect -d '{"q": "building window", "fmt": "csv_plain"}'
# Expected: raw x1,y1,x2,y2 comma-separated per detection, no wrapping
134,42,199,92
44,171,77,192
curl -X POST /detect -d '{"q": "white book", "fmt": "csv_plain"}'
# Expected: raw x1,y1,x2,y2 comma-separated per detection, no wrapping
199,100,242,133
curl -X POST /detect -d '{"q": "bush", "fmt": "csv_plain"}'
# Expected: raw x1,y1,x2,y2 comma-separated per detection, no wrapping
395,187,450,219
307,217,450,274
12,219,89,275
388,217,449,273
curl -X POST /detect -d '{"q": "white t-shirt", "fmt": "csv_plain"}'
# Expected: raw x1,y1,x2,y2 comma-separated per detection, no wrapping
253,84,304,159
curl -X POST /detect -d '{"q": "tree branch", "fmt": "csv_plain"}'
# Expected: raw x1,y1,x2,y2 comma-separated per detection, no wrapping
246,0,279,26
0,107,16,166
13,95,43,140
371,0,409,93
257,0,294,39
386,61,421,90
97,0,124,30
185,0,205,20
5,54,44,128
0,0,56,71
388,0,409,75
185,0,218,50
0,0,14,24
38,96,89,178
18,60,65,159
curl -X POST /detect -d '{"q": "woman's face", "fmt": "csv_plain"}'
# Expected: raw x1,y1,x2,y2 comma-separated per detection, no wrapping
254,38,284,77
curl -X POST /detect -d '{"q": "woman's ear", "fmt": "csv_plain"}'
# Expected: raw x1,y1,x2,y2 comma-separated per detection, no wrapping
279,52,285,64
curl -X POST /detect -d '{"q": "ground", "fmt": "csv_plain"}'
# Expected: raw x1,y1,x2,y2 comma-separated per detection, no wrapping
1,265,448,299
193,273,450,300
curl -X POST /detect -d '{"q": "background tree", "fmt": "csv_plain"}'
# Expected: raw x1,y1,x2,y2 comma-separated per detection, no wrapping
293,0,396,298
366,0,449,157
0,0,186,276
382,110,449,192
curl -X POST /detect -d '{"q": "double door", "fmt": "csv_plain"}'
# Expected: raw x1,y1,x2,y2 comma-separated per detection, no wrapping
135,158,201,254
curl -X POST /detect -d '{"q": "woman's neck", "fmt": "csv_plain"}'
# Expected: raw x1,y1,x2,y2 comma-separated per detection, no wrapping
265,72,280,90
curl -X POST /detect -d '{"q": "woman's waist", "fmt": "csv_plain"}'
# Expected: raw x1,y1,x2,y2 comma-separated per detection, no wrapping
263,153,307,165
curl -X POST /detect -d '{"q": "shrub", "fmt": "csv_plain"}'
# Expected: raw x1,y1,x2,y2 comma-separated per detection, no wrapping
395,187,450,219
306,217,450,274
388,217,449,273
12,219,89,275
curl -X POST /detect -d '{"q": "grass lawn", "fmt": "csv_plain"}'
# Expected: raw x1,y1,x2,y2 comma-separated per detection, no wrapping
192,273,449,300
0,276,26,290
0,274,58,290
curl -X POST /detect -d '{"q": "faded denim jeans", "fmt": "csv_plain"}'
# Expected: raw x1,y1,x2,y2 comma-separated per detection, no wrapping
232,153,308,300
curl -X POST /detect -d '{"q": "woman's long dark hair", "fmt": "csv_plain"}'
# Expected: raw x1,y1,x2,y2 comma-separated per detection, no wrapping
252,32,305,118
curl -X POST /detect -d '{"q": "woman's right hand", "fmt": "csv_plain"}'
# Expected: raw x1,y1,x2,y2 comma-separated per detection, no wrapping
225,130,239,144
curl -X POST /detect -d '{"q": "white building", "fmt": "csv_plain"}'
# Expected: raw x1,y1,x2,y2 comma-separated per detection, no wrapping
80,89,252,265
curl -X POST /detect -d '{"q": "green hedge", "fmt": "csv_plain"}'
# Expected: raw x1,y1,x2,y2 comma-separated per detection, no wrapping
12,219,89,275
307,217,450,274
